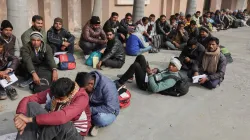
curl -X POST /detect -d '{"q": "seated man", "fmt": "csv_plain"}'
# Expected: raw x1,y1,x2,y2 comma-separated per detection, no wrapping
191,11,201,27
185,14,192,26
196,27,212,48
126,26,152,56
21,15,47,45
118,13,136,42
96,29,125,69
147,14,156,37
19,31,58,93
198,37,227,89
14,78,91,140
115,55,182,93
155,15,171,37
75,71,120,136
136,17,150,40
165,22,189,50
179,38,205,78
47,17,75,54
0,39,19,100
79,16,107,55
184,20,199,38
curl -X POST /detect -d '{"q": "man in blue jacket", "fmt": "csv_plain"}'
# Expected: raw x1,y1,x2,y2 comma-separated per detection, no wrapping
75,71,120,137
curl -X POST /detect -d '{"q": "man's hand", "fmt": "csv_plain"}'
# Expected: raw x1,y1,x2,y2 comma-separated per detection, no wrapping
32,72,40,85
199,77,208,84
61,46,67,51
52,70,58,82
120,34,125,40
152,68,159,74
63,42,70,47
146,67,152,75
14,114,32,135
96,61,102,70
185,57,191,63
3,69,11,75
173,41,180,48
165,32,170,36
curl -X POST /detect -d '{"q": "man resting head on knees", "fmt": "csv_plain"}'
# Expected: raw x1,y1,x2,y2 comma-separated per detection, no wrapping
75,71,120,136
14,78,91,140
198,37,227,89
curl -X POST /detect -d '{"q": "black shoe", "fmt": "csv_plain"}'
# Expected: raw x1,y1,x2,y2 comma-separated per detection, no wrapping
6,87,18,100
0,90,7,100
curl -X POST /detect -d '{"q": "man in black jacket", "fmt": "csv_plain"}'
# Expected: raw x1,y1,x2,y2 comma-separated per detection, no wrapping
118,13,136,42
184,20,199,38
47,17,75,54
196,27,212,48
155,15,171,36
96,29,125,69
179,38,205,78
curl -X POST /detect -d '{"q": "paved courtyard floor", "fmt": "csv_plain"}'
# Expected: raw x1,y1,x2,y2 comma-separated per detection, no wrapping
0,27,250,140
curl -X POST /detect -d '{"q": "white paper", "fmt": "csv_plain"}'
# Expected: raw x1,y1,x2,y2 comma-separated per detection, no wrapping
145,75,148,83
192,74,207,83
0,74,18,88
54,51,67,56
120,92,130,98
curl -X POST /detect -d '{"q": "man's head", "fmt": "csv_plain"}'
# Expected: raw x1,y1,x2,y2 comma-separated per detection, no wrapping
1,20,13,38
190,20,196,28
149,14,155,22
177,22,185,30
186,14,192,21
105,28,115,40
50,78,75,100
168,57,182,72
187,37,198,50
179,12,185,20
0,39,5,53
170,15,177,24
203,14,208,19
30,31,43,49
53,17,63,31
207,37,219,52
32,15,43,31
111,12,119,22
125,13,133,23
195,11,201,17
160,15,167,23
75,72,95,93
199,27,209,38
90,16,101,29
175,13,180,19
207,12,211,18
142,17,149,26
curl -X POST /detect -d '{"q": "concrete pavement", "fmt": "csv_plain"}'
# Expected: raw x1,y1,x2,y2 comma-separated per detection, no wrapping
0,27,250,140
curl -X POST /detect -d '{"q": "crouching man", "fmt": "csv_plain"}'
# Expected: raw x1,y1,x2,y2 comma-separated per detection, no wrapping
14,78,91,140
75,71,120,136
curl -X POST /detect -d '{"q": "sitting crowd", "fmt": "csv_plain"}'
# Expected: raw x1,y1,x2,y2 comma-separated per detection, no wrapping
0,8,248,139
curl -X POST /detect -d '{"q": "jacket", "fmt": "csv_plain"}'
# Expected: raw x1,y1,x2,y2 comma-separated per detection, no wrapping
167,29,189,43
179,43,205,66
100,38,125,63
80,21,106,44
126,34,145,55
197,34,212,48
89,71,120,116
20,42,57,74
155,18,171,35
0,33,16,56
148,70,180,93
0,51,19,71
16,88,91,136
103,19,120,33
21,26,47,46
47,27,75,48
184,26,199,38
201,52,227,82
118,18,136,35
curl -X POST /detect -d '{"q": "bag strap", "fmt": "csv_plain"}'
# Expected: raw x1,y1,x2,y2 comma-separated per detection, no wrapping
160,74,181,82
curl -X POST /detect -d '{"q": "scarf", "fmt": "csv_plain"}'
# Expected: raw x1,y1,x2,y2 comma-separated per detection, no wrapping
202,47,220,74
50,83,80,112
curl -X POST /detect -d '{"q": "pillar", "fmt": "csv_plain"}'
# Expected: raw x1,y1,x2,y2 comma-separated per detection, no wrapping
210,0,222,12
81,0,92,27
236,0,248,11
38,0,52,31
0,0,7,22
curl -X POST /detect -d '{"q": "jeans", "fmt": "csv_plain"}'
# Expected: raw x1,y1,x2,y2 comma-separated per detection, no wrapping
201,79,220,89
92,113,116,127
79,40,106,55
129,46,152,56
102,59,124,68
118,55,147,90
165,41,187,50
16,102,83,140
50,44,74,54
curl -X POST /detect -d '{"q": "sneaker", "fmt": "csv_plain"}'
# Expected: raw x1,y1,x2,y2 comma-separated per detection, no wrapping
90,125,99,137
114,80,125,90
19,78,33,88
6,87,18,100
0,91,7,100
117,74,134,83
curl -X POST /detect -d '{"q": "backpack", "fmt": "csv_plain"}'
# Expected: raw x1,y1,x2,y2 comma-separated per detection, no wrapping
29,78,50,93
85,51,102,66
231,20,239,28
159,74,189,97
58,53,76,70
220,45,233,63
117,86,131,109
149,35,163,53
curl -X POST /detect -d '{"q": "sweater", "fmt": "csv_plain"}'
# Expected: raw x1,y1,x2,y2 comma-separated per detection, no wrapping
0,33,17,56
126,34,145,55
21,26,47,46
16,88,91,136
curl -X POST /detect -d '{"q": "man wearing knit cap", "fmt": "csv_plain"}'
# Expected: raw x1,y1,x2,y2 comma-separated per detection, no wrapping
79,16,107,56
47,17,75,54
196,27,212,48
115,55,182,93
0,20,18,56
20,31,58,93
21,15,47,46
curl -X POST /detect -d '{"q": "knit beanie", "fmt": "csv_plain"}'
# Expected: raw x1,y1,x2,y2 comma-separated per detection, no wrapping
199,27,210,34
1,20,13,30
30,31,43,40
54,17,63,24
170,57,182,70
90,16,101,24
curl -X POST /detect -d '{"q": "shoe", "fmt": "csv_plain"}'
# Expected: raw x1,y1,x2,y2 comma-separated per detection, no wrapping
117,74,134,83
19,78,33,88
83,55,90,60
0,91,7,100
6,87,18,100
90,125,99,136
114,80,125,90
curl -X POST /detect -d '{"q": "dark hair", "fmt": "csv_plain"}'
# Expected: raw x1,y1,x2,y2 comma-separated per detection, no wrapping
105,28,115,34
75,72,94,87
178,21,185,26
160,15,166,19
111,12,119,17
142,17,149,22
149,14,155,17
208,37,219,45
170,15,176,20
187,38,198,46
203,14,207,18
125,13,132,18
0,38,5,46
32,15,43,22
190,20,196,25
50,78,75,98
186,14,191,18
175,13,180,16
196,11,201,14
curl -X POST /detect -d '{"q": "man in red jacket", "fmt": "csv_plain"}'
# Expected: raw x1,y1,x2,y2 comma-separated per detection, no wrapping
14,78,91,140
